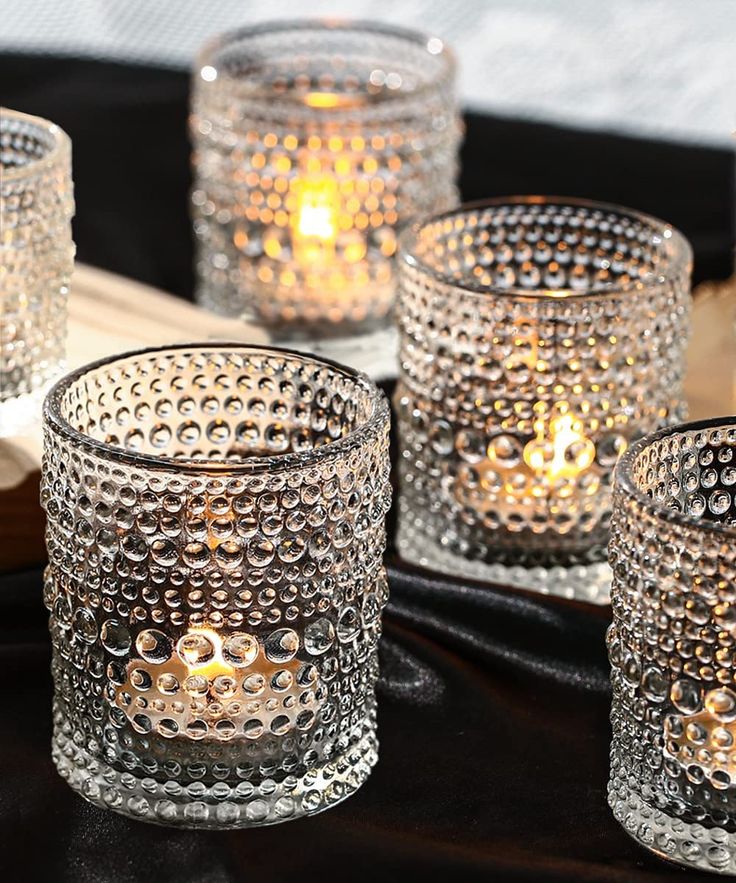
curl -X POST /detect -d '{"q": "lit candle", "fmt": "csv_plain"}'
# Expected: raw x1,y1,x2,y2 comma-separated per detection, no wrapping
521,402,598,489
395,197,692,600
191,20,460,334
42,343,392,828
459,401,602,519
291,172,340,264
117,625,318,742
484,323,600,499
261,148,379,303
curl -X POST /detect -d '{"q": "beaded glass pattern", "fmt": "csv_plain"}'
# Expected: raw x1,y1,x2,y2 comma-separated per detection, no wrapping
609,418,736,874
394,197,691,602
191,20,460,338
41,344,392,828
0,107,74,433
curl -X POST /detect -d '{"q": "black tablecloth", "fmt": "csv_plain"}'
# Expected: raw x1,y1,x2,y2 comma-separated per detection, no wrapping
2,55,735,882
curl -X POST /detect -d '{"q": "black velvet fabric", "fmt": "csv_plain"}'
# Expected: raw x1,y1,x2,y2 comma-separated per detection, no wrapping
1,54,735,881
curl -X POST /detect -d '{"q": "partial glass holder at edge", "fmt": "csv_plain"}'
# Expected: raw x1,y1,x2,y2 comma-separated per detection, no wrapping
0,107,74,436
394,197,692,604
608,417,736,874
190,19,461,345
41,343,391,828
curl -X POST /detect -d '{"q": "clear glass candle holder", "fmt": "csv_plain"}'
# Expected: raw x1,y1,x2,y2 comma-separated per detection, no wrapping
1,107,74,435
608,417,736,874
41,343,391,829
191,19,460,340
394,197,692,602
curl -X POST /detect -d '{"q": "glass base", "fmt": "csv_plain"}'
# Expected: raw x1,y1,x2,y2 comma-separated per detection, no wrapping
294,323,398,381
608,778,736,875
396,515,611,605
198,286,399,380
0,385,47,437
52,709,378,829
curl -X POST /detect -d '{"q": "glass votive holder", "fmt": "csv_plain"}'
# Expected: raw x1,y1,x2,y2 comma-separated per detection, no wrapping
1,107,74,435
41,343,391,828
191,19,460,340
394,197,692,602
608,417,736,874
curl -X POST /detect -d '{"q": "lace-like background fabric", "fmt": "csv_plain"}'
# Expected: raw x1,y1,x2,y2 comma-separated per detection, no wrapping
1,0,734,147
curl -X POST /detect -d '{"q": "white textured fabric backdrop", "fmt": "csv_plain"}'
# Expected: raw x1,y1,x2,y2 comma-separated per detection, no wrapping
1,0,735,147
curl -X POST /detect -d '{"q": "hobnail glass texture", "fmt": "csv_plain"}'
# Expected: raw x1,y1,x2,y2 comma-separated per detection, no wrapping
608,418,736,874
394,198,692,601
41,344,391,828
0,108,74,432
191,19,460,338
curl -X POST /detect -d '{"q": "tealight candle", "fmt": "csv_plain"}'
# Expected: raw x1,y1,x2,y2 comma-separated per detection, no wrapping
608,417,736,874
118,626,317,745
41,343,391,828
394,197,692,602
191,19,460,338
0,107,74,435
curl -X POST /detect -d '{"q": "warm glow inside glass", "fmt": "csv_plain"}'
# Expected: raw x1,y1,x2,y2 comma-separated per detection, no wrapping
394,198,692,602
191,19,460,338
0,107,74,435
41,344,391,828
608,418,736,874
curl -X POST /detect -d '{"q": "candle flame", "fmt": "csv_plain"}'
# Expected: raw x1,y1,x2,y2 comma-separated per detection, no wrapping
178,627,233,679
304,91,361,109
296,194,338,242
292,174,340,264
523,407,596,482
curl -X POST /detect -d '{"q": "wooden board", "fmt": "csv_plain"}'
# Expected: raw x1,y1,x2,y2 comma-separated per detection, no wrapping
1,267,735,572
685,277,736,421
0,264,268,570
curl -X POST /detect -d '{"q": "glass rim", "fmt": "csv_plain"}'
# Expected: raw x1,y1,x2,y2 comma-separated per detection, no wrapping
194,17,456,109
615,415,736,539
0,106,71,183
43,342,389,475
399,195,692,302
